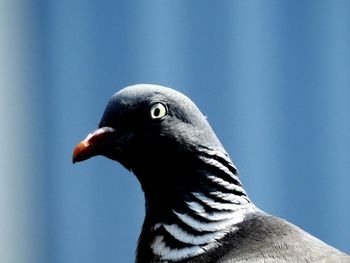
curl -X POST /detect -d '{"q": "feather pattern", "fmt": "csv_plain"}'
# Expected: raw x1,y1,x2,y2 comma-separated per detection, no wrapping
147,150,256,262
73,84,350,263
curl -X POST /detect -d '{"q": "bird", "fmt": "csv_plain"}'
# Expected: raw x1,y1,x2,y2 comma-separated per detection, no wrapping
73,84,350,263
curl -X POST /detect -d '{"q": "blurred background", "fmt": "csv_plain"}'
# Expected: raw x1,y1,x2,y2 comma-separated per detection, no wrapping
0,1,349,262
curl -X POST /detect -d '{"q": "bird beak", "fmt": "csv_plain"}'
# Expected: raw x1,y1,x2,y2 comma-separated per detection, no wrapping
72,127,116,163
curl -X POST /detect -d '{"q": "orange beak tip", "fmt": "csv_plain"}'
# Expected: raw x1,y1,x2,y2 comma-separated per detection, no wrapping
72,141,89,164
72,127,116,164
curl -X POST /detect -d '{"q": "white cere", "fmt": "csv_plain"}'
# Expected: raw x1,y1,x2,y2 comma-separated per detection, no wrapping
150,102,167,120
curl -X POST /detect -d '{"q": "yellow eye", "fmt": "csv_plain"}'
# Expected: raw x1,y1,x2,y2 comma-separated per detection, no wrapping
150,102,167,120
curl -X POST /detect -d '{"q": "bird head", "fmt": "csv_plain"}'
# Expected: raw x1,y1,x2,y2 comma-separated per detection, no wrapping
73,84,224,189
72,84,253,262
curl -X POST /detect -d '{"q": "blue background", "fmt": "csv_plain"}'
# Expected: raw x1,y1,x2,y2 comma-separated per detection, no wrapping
0,1,349,262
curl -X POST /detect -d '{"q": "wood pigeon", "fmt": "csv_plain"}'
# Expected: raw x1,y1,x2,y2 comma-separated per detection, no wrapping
73,84,350,263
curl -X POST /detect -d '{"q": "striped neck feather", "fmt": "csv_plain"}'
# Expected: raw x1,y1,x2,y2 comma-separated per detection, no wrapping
142,148,255,262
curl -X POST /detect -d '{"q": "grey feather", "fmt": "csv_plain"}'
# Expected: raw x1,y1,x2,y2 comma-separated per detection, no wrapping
73,84,350,263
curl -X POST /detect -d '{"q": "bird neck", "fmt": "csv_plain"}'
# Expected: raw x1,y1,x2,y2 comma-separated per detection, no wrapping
135,146,256,263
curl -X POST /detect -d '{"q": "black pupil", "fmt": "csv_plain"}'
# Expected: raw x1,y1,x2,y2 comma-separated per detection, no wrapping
154,107,160,117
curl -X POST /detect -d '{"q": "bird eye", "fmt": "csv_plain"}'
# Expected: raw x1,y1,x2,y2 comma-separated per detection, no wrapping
150,102,167,120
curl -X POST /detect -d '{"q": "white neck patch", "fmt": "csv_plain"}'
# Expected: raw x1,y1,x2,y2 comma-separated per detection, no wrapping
149,203,255,261
151,235,218,262
148,150,255,262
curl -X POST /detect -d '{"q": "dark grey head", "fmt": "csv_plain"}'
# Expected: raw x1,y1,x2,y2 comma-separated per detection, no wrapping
73,84,224,190
73,84,251,262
